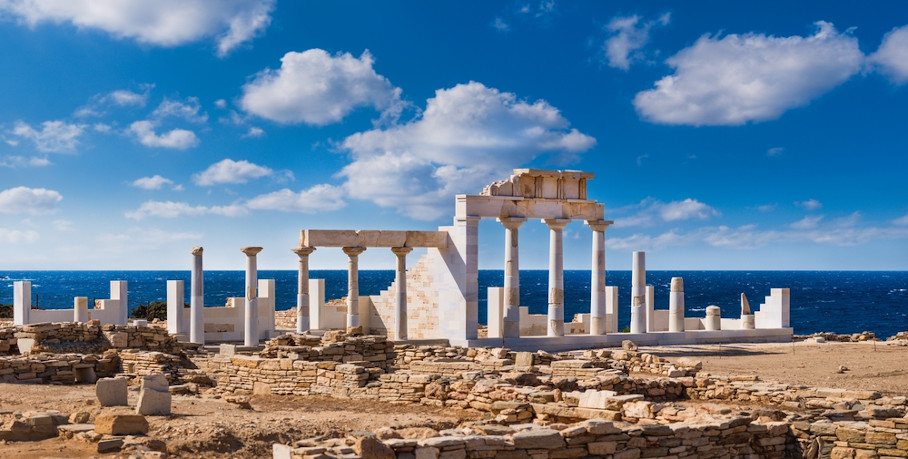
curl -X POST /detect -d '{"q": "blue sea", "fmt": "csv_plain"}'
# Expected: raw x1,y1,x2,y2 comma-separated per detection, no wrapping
2,270,907,338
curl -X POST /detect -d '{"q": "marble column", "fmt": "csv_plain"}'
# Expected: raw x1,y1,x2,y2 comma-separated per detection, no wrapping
190,246,205,344
242,246,263,346
630,251,647,334
391,247,414,340
544,218,570,337
669,277,685,332
586,220,611,335
342,247,366,328
74,297,88,323
292,246,316,334
498,217,525,338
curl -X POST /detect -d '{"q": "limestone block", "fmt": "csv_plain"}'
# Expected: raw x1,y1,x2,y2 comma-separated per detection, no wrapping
511,429,564,449
96,378,128,406
93,414,149,435
105,332,128,348
137,388,172,415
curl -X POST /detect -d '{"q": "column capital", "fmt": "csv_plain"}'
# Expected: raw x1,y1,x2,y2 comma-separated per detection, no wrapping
391,246,414,256
342,246,367,257
241,246,263,256
586,219,613,232
292,246,316,257
191,246,203,256
497,216,526,230
543,218,571,230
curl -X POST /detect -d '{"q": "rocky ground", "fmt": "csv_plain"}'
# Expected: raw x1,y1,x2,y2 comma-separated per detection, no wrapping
0,337,906,457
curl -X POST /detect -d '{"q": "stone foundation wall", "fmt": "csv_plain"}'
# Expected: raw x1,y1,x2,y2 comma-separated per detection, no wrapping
0,351,119,383
8,321,187,355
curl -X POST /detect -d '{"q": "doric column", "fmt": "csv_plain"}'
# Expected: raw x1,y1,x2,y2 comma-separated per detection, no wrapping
292,246,316,334
544,218,570,337
669,277,685,332
241,246,263,346
342,247,366,328
391,247,414,340
630,251,646,333
586,220,611,335
190,246,205,344
498,217,526,338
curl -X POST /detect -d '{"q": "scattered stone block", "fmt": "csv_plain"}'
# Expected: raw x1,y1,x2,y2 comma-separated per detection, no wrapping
137,373,172,416
621,340,638,351
97,437,124,453
94,414,149,435
353,435,395,459
96,378,128,407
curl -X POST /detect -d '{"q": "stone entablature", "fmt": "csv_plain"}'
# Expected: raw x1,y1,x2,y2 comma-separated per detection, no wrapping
300,230,448,248
481,168,594,200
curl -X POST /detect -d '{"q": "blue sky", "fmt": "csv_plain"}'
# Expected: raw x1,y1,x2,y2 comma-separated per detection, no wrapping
1,1,907,271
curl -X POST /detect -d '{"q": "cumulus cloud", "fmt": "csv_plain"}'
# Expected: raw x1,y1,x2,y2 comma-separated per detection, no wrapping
0,0,275,56
11,120,85,152
790,215,824,229
612,197,719,228
796,199,823,211
0,227,40,243
869,25,908,84
338,81,596,219
128,121,199,149
894,213,908,226
151,97,207,123
125,200,247,220
131,175,175,190
0,186,62,214
240,49,402,125
246,184,346,213
634,21,863,125
75,86,152,117
602,13,670,70
242,127,265,138
0,155,51,168
192,159,272,186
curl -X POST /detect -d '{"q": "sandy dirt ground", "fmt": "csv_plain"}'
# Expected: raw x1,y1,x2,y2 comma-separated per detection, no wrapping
1,340,906,457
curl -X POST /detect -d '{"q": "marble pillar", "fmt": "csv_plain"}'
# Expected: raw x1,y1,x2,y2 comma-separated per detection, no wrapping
13,281,30,326
74,297,88,323
544,218,570,337
705,305,721,331
668,277,685,332
498,217,525,338
166,280,186,335
586,220,611,335
630,251,646,334
190,246,205,344
242,246,263,346
342,247,366,328
292,246,316,334
391,247,413,340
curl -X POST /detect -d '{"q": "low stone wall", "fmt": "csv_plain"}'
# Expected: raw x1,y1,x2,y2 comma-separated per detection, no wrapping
0,351,119,383
8,321,187,355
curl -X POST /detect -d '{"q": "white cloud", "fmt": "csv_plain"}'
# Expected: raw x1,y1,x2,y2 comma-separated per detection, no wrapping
634,21,863,125
240,49,402,125
790,215,824,229
131,175,174,190
11,120,85,152
246,184,346,213
602,13,670,70
0,227,39,243
151,97,207,123
192,158,272,186
612,197,719,228
75,86,151,117
767,147,784,157
492,17,510,32
215,99,227,109
870,25,908,84
0,186,62,214
52,219,72,231
242,127,265,138
125,200,247,220
128,120,199,149
757,204,777,213
0,155,51,168
894,213,908,226
338,81,596,219
796,199,823,211
0,0,275,57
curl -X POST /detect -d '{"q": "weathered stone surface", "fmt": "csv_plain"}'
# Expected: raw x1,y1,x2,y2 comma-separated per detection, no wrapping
353,435,396,459
137,387,172,415
96,378,128,407
93,414,149,435
511,429,563,450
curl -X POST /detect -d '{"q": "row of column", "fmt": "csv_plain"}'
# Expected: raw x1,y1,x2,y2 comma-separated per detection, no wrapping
498,217,612,338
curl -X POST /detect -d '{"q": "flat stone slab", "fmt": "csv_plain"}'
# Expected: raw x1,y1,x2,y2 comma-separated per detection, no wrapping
96,378,128,407
94,414,148,435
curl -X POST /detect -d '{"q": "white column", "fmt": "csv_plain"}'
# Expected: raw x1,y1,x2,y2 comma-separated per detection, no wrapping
544,218,570,337
292,246,316,334
669,277,685,332
645,285,655,332
391,247,413,340
190,246,205,344
586,220,611,335
498,217,525,338
342,246,366,329
630,251,646,333
242,246,263,346
111,281,128,325
166,280,186,335
13,281,31,325
74,297,89,323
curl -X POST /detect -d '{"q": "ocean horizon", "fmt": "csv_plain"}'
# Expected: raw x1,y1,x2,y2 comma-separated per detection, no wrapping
2,270,906,339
